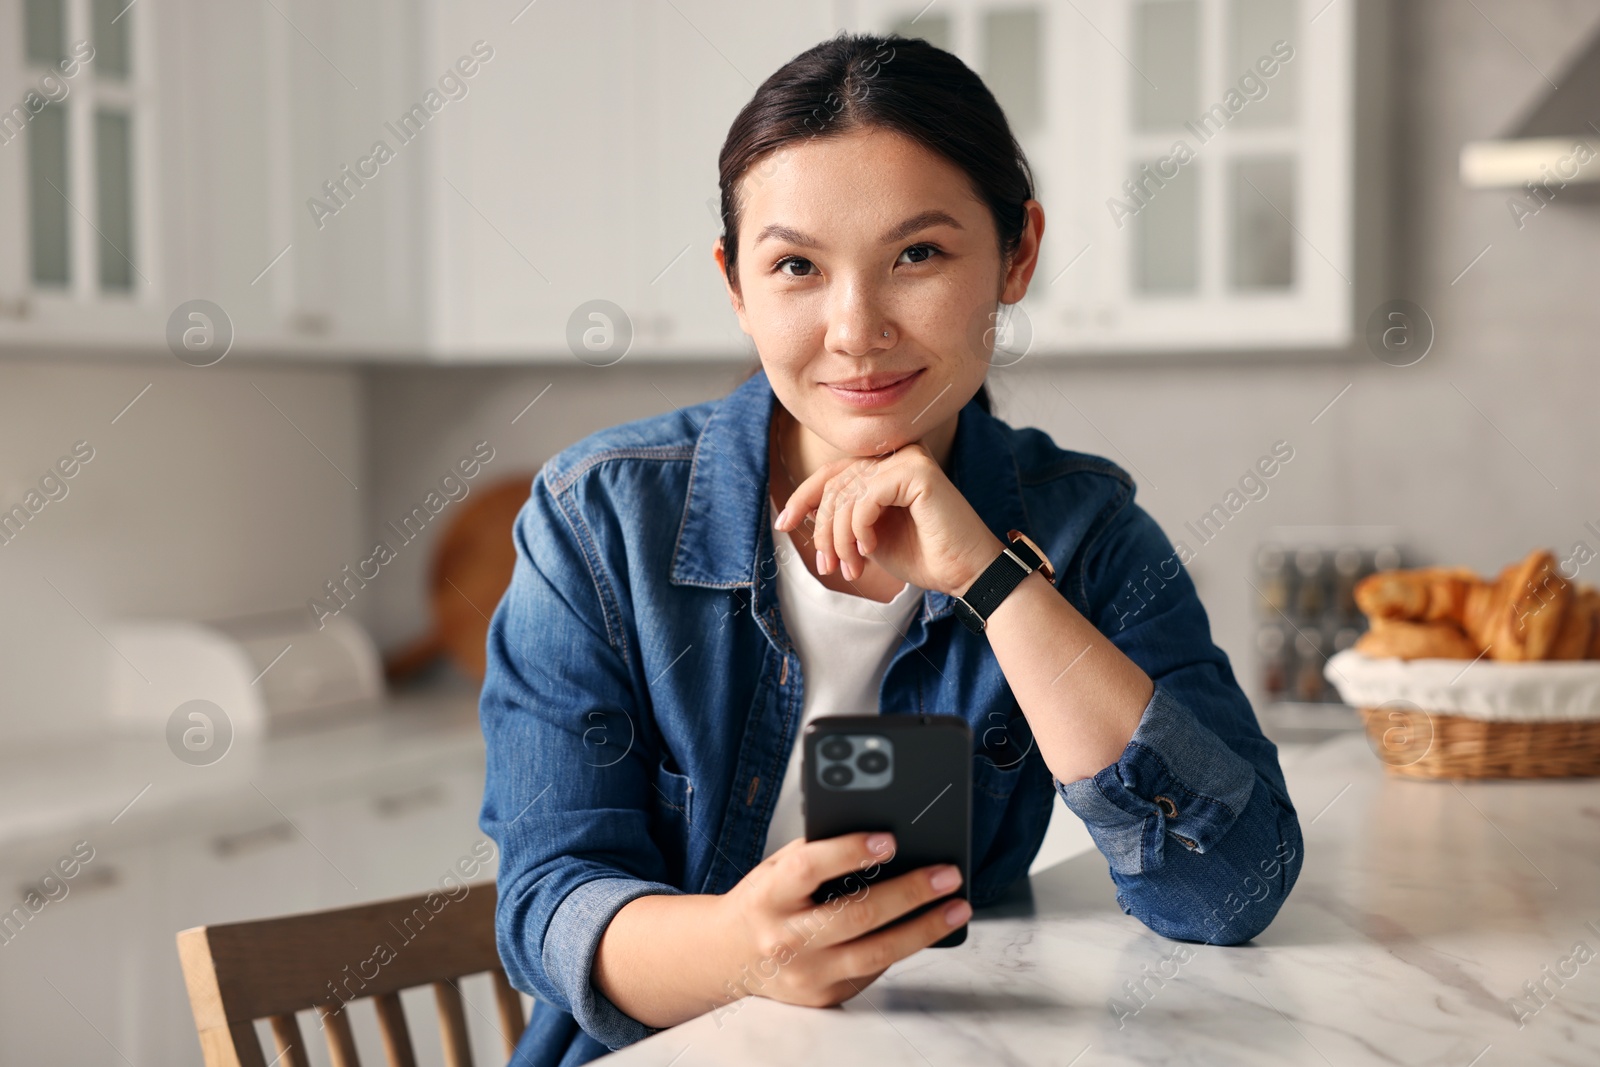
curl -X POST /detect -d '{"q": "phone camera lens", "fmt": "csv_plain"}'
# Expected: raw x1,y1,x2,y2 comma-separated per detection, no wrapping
855,750,889,774
821,764,854,788
820,737,853,761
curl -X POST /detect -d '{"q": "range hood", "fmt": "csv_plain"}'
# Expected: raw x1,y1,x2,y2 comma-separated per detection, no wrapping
1460,26,1600,188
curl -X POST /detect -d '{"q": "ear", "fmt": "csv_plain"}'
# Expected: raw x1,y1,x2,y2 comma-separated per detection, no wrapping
713,237,751,337
1000,200,1046,304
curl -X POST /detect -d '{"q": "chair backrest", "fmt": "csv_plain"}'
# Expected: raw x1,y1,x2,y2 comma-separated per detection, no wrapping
176,880,526,1067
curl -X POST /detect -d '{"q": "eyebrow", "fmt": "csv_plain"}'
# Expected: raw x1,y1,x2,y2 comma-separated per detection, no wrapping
753,209,964,249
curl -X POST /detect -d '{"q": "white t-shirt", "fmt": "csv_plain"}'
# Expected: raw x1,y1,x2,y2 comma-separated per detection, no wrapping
760,515,924,860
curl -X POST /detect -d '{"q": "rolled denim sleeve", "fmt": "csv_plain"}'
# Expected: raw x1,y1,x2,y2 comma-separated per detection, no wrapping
1055,681,1257,875
479,466,681,1051
1053,489,1304,945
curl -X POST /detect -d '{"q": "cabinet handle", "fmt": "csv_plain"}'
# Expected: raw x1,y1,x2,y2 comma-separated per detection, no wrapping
211,821,295,858
371,783,445,819
72,866,120,894
18,864,119,900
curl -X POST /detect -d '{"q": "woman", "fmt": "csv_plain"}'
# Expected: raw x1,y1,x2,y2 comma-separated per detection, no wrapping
481,33,1302,1065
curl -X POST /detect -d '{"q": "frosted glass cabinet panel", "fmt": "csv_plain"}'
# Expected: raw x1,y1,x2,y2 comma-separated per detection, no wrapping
25,103,69,286
93,107,133,291
1132,0,1199,132
1133,154,1201,293
1229,0,1298,129
22,0,60,61
87,0,126,78
1231,155,1296,290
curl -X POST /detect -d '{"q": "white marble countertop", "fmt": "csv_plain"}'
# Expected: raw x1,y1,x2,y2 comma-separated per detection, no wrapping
0,683,485,861
605,733,1600,1066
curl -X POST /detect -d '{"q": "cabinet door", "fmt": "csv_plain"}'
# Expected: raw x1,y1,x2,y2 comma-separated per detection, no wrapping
147,807,328,1067
263,0,427,356
304,763,491,907
0,839,154,1066
0,0,428,357
421,0,648,361
1075,0,1357,350
630,1,838,359
0,0,166,348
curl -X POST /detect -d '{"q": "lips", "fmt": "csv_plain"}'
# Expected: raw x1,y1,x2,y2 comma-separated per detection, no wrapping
822,368,925,409
829,369,920,391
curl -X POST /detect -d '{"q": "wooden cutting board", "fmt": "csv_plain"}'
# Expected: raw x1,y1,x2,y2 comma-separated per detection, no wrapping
384,472,537,684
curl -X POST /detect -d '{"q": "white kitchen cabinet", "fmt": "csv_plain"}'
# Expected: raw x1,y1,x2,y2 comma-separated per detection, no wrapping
855,0,1390,354
416,0,649,362
9,1,1385,361
0,0,838,361
138,765,488,1065
172,0,427,357
154,0,429,357
0,0,424,356
626,1,840,359
0,837,154,1066
0,764,488,1065
421,1,846,362
302,763,492,907
0,0,167,348
139,805,328,1066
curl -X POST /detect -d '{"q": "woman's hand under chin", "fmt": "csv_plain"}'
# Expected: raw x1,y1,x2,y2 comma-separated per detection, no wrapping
773,441,1003,596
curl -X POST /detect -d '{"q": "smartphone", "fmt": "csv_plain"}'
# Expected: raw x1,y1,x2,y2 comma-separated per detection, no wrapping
801,713,972,947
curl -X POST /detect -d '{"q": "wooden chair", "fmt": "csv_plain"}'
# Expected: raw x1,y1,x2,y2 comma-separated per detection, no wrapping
177,881,527,1067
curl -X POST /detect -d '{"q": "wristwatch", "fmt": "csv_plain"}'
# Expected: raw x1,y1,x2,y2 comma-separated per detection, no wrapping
952,530,1056,635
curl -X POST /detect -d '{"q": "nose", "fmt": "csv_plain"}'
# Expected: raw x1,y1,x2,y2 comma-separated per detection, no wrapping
824,279,895,358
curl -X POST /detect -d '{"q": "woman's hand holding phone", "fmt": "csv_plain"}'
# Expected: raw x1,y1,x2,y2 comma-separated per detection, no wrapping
718,830,971,1008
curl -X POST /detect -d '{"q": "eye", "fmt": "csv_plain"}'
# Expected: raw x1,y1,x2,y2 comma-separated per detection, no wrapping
898,243,943,266
774,255,816,278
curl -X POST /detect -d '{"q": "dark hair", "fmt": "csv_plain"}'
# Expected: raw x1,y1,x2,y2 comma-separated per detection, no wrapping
722,32,1039,419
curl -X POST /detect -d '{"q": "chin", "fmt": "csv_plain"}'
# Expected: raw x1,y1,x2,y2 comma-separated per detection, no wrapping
826,421,919,457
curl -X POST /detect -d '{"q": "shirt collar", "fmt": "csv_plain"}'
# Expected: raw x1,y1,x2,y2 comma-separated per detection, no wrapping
670,366,1030,620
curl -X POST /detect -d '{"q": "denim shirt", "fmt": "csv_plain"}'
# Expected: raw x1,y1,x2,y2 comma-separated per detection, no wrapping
479,367,1303,1065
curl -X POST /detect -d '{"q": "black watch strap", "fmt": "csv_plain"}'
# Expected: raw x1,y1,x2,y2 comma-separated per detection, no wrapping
953,532,1051,634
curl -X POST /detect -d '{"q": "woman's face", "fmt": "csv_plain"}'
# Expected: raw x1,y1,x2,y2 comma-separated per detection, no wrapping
716,125,1042,461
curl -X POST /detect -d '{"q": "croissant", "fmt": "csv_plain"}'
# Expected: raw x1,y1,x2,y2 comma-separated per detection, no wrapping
1461,574,1508,649
1353,617,1481,660
1481,549,1572,662
1352,552,1597,663
1549,587,1595,660
1354,566,1479,625
1587,587,1600,660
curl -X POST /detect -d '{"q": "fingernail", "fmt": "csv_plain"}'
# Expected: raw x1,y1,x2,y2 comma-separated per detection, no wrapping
930,865,961,892
944,899,972,926
856,538,867,557
816,549,826,574
866,832,893,854
775,506,789,527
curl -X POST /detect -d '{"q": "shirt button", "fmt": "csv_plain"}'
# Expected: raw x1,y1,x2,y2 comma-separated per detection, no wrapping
1154,795,1178,818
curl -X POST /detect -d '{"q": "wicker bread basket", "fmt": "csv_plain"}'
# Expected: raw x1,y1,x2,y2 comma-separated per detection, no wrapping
1325,649,1600,779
